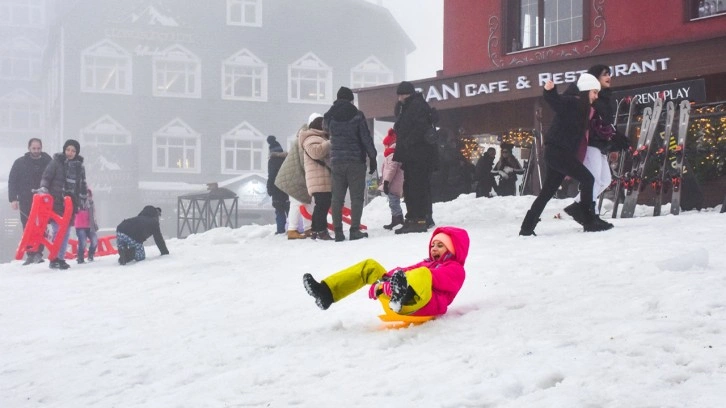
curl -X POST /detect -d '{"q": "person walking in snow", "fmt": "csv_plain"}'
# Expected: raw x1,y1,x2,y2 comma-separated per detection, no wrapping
300,115,333,241
74,187,99,263
303,226,468,316
379,128,404,230
519,74,613,236
393,81,438,234
323,86,377,242
266,135,290,235
38,139,88,269
116,205,169,265
563,64,630,225
8,137,52,264
275,114,318,240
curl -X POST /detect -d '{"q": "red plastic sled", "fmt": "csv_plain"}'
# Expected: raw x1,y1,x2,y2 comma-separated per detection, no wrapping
299,205,367,232
66,235,118,259
15,194,73,261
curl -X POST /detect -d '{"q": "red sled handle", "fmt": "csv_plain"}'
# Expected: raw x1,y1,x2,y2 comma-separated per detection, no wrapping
298,205,367,231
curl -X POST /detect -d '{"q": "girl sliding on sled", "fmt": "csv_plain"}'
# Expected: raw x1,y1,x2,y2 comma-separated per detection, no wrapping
303,226,468,316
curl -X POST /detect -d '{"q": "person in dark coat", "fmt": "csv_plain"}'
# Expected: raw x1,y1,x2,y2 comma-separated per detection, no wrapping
493,147,523,196
393,81,438,234
116,205,169,265
8,138,52,264
475,147,496,198
519,74,613,236
266,135,290,234
323,86,377,242
38,139,87,269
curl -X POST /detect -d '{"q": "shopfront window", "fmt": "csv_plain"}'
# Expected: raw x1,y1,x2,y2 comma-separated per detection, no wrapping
688,0,725,19
506,0,584,52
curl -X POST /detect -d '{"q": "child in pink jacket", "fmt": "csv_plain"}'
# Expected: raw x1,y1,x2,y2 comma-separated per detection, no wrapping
74,188,99,263
303,226,469,315
379,128,405,230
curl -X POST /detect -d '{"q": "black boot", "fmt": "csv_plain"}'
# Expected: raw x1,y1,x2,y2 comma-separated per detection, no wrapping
334,228,345,242
394,219,427,235
388,270,411,313
349,228,369,240
583,202,614,232
383,215,404,230
563,202,585,226
519,210,540,236
303,273,334,310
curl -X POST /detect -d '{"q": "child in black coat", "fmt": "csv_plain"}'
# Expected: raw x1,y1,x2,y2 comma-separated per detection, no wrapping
116,205,169,265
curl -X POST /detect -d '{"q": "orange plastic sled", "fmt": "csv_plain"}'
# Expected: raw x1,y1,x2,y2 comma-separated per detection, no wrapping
378,297,434,329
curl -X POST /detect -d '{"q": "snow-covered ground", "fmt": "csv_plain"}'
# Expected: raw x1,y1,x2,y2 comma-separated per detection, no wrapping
1,194,725,407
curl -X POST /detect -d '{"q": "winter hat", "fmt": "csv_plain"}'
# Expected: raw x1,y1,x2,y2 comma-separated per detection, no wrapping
576,73,601,92
431,232,455,255
267,135,283,153
396,81,415,95
63,139,80,154
383,128,397,146
336,86,354,101
308,112,323,126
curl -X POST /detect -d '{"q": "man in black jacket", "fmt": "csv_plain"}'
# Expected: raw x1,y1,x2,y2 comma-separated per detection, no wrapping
393,81,438,234
324,86,377,242
8,138,52,264
475,147,497,198
116,205,169,265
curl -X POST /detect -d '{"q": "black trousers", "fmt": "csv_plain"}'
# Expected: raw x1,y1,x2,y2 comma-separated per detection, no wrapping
311,192,332,232
528,146,594,219
402,161,432,221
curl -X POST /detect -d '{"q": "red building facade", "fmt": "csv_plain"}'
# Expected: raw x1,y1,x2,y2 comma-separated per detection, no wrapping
357,0,726,204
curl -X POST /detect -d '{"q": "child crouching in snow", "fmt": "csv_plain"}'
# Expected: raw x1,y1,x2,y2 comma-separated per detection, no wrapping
303,226,468,315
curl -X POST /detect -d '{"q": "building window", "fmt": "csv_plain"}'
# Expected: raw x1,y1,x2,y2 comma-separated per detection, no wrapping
506,0,584,52
81,40,132,95
153,118,201,173
288,52,332,104
222,49,267,101
0,37,41,81
0,89,41,131
80,115,131,146
153,45,201,98
221,121,265,173
351,56,393,88
226,0,262,27
0,0,45,27
689,0,726,19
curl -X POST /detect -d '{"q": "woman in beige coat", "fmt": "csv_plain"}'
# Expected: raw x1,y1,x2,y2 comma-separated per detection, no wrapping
300,116,333,240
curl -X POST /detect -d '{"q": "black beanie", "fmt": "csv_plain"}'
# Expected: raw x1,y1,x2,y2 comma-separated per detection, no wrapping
63,139,80,155
336,86,354,101
267,135,283,153
396,81,415,95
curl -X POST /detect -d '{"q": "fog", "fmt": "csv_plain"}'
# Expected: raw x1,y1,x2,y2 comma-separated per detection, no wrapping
0,0,444,263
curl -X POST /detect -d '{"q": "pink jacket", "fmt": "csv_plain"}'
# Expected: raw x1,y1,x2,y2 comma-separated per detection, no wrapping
378,144,404,197
386,226,469,316
300,128,332,195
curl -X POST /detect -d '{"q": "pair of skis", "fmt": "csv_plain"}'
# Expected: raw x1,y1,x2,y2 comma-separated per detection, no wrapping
619,99,691,218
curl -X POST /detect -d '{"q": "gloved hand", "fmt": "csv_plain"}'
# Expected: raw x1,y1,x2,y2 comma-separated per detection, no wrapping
498,170,509,180
504,166,514,174
369,157,377,175
383,181,390,195
33,187,48,194
367,280,393,299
